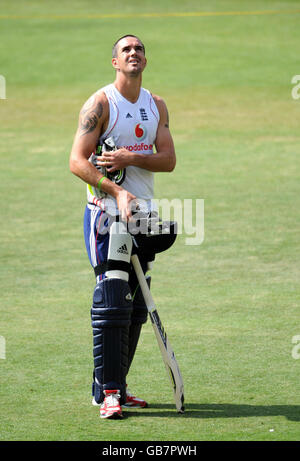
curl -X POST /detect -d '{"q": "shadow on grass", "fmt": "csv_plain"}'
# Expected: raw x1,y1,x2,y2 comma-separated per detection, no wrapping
125,404,300,421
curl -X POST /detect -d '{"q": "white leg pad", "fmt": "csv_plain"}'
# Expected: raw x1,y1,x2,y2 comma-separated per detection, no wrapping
106,221,132,281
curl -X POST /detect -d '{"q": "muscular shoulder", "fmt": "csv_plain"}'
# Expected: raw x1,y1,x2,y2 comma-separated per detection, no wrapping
151,93,167,111
151,93,169,126
80,90,109,119
79,90,109,137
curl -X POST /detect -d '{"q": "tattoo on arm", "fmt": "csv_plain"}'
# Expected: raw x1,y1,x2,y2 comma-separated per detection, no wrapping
79,97,103,136
164,108,169,128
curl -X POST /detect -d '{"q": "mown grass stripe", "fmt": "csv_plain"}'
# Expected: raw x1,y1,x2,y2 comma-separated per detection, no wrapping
0,9,300,20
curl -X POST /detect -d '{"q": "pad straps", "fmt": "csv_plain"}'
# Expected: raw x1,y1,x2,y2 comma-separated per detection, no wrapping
94,260,131,277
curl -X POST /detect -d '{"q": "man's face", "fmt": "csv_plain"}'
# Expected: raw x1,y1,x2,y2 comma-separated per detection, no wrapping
112,37,147,76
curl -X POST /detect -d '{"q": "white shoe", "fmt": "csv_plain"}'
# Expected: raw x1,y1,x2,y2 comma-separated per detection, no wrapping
122,387,148,409
99,390,123,419
92,396,99,406
92,387,148,409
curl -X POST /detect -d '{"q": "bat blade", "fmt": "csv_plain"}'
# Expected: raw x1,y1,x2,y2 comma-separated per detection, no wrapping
131,254,185,413
149,309,185,413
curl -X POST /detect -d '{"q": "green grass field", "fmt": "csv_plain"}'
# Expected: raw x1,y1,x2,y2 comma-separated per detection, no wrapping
0,0,299,442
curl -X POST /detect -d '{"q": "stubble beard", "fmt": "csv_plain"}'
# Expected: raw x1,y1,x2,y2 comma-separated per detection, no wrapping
118,67,142,78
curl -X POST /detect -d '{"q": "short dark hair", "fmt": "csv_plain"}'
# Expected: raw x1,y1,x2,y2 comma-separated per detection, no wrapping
112,35,145,58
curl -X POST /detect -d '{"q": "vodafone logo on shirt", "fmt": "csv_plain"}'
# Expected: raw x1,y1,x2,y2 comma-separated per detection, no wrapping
124,142,153,152
134,123,147,141
122,123,152,152
124,123,153,152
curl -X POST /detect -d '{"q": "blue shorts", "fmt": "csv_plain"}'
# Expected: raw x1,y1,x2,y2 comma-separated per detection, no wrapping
83,205,111,281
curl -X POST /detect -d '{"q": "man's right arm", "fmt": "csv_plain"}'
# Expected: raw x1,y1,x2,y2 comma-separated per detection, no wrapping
69,91,107,188
69,92,136,220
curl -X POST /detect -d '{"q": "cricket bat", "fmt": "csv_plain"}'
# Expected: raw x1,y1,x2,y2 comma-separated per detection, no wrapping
131,254,185,413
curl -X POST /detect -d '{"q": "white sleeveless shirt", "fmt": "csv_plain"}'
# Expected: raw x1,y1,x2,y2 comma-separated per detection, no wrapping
87,84,160,213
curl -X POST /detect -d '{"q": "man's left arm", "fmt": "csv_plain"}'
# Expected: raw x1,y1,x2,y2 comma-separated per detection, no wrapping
99,96,176,173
